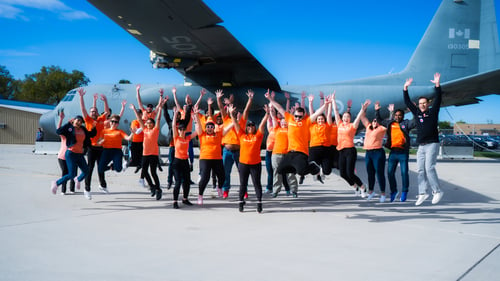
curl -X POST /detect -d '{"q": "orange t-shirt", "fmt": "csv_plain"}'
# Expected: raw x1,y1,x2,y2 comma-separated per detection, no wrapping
141,110,156,122
85,114,107,146
329,123,338,146
285,112,310,155
221,116,245,146
143,127,160,156
199,131,223,160
309,123,330,147
266,129,276,151
174,136,191,159
68,127,85,154
100,128,128,149
363,126,387,150
131,119,144,142
336,123,356,150
272,127,288,155
390,123,406,149
238,130,264,165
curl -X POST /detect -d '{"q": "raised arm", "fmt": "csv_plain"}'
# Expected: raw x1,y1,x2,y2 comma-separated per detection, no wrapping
57,110,65,129
241,89,254,121
136,84,146,111
194,88,206,110
172,107,179,139
310,97,330,121
284,92,291,113
172,86,182,111
130,104,144,130
100,94,111,117
331,91,341,126
78,88,89,118
430,72,442,113
228,104,240,133
353,100,370,129
154,88,165,114
403,78,418,113
265,89,286,117
308,94,315,117
258,106,270,134
326,98,333,125
215,89,227,119
118,100,127,117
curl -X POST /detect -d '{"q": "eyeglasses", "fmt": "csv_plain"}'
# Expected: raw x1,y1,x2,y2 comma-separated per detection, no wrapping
110,120,119,124
206,125,215,129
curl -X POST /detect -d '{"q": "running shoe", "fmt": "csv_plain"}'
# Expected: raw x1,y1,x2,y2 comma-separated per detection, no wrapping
431,191,444,204
415,193,429,206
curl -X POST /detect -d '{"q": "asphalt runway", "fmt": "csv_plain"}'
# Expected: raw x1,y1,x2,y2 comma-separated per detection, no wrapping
1,144,499,281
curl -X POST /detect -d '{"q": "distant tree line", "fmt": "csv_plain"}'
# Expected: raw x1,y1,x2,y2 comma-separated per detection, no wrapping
0,65,90,105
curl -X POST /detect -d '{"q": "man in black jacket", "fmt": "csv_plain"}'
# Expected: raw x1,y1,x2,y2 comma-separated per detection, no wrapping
376,103,415,202
403,73,444,206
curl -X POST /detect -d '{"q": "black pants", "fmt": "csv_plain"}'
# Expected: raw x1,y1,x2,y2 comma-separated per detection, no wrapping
85,146,106,191
328,145,339,169
277,151,320,176
198,159,224,195
338,147,363,186
129,141,143,167
142,155,160,190
309,146,332,175
238,163,263,202
173,158,191,201
58,158,75,193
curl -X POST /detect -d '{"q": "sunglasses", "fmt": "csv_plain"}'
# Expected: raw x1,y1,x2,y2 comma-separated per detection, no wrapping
206,125,215,129
110,120,119,124
294,115,304,119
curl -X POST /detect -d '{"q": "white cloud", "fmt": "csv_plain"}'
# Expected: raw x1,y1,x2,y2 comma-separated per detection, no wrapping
0,0,95,21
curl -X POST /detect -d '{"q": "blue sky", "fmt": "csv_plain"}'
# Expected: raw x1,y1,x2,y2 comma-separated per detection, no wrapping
1,0,500,124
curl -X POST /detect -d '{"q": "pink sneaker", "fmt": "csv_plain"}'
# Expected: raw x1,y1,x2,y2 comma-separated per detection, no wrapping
197,195,203,205
217,188,223,197
73,176,80,190
244,192,248,199
223,190,229,199
51,181,58,194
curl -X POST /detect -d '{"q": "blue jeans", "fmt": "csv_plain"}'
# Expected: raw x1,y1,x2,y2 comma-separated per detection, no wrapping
98,148,124,176
387,150,409,193
222,148,239,191
57,150,88,186
365,148,386,193
265,150,273,191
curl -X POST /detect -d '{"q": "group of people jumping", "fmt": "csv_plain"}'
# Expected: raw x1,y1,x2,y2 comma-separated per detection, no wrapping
50,72,445,212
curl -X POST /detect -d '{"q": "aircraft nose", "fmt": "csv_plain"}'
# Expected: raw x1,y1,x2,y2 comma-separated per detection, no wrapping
39,110,58,141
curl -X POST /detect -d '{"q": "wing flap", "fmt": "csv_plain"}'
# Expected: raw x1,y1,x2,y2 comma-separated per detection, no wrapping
441,69,500,106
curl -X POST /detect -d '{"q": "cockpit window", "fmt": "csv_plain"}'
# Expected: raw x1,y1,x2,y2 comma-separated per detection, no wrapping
61,89,77,102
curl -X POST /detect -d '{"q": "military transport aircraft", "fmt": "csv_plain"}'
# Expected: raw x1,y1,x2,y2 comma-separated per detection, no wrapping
40,0,500,144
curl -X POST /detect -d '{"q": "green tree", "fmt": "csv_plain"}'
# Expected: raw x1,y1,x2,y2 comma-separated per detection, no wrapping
118,79,131,84
438,121,453,129
14,66,90,104
0,65,16,99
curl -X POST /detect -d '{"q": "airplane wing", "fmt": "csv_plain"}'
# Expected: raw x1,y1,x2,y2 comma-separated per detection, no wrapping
441,69,500,106
87,0,281,91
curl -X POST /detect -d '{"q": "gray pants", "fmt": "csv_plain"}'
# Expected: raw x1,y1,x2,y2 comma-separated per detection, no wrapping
416,143,441,194
271,153,298,193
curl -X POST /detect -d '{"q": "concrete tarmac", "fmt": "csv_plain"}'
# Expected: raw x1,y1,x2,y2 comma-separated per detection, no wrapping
1,144,499,281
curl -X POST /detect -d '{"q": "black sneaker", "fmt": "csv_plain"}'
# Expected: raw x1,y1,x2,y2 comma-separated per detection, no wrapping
167,182,172,190
158,165,163,172
155,188,162,200
150,188,156,197
182,199,193,206
299,175,305,184
257,202,263,213
239,201,245,212
316,174,324,184
134,166,141,174
292,192,298,198
173,201,179,209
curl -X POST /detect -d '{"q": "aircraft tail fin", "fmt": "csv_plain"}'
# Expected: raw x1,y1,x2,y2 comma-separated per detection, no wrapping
403,0,500,82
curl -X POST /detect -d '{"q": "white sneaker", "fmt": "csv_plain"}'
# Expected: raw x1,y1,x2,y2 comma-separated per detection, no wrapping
51,181,58,194
360,189,368,198
84,190,92,200
122,161,128,172
99,186,109,194
366,191,376,201
379,195,386,203
60,192,66,196
415,193,429,206
432,191,444,204
138,178,145,187
197,195,203,205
